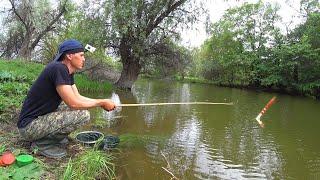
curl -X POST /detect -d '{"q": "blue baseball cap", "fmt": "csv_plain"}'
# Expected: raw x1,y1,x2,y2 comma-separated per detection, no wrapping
54,39,84,61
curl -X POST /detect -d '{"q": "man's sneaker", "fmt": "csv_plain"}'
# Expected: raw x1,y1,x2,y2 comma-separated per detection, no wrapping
58,137,69,148
31,142,67,159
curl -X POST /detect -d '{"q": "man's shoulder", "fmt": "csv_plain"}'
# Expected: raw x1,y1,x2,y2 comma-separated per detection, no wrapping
46,61,65,69
44,61,68,73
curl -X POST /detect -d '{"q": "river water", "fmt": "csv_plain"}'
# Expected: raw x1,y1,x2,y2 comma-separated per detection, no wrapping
85,79,320,179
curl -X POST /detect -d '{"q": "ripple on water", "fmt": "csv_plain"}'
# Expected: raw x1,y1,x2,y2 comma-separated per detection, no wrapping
192,138,272,180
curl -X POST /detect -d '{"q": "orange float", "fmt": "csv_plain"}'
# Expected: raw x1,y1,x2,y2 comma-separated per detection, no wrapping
0,159,5,166
255,96,277,128
0,152,16,166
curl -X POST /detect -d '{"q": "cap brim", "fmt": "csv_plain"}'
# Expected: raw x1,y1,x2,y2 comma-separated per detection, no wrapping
53,53,64,62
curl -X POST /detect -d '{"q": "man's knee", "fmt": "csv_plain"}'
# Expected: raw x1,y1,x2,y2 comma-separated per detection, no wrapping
77,110,90,123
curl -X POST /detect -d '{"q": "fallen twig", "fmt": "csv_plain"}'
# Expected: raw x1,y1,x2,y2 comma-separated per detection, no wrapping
160,151,179,180
162,167,179,180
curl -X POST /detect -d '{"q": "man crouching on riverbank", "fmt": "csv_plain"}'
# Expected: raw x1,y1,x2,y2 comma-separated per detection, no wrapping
17,39,116,158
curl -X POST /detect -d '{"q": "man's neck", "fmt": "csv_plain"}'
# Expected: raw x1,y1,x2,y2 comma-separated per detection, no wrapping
61,60,75,74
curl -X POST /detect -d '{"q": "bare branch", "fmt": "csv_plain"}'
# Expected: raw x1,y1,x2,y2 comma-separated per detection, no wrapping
31,4,67,49
8,0,28,29
146,0,187,36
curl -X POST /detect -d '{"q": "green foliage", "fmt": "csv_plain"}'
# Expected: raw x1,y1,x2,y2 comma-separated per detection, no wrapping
259,9,320,97
62,149,115,180
265,36,320,96
0,162,44,179
92,118,108,128
0,60,44,82
291,12,320,49
195,1,282,86
143,38,192,78
175,75,214,84
0,82,29,96
0,60,43,121
102,0,205,88
193,1,320,99
40,2,121,71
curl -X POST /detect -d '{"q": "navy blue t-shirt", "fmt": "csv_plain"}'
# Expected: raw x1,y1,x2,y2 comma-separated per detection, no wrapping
17,62,74,128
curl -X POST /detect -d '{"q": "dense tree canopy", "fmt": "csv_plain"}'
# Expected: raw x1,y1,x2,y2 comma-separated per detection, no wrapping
102,0,204,89
0,0,68,59
198,1,282,85
0,0,318,98
195,0,320,98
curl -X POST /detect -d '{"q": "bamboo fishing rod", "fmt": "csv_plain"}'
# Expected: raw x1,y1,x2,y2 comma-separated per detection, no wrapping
117,102,234,107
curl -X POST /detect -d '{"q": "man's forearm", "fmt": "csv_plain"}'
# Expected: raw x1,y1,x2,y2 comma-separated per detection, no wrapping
66,98,103,110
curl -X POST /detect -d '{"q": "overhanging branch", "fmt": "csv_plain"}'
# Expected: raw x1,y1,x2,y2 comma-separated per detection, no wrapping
146,0,187,36
9,0,28,29
31,4,67,49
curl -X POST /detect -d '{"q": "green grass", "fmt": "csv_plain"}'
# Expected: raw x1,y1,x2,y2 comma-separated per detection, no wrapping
74,74,112,93
0,59,44,82
62,149,115,180
0,59,43,122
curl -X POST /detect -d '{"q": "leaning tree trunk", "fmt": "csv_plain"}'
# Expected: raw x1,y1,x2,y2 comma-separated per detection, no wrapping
115,37,141,89
115,60,141,89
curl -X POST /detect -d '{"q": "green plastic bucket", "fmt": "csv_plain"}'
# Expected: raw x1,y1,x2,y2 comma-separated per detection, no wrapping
16,154,34,167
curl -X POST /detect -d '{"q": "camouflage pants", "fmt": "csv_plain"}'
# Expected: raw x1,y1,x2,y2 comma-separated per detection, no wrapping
18,102,90,141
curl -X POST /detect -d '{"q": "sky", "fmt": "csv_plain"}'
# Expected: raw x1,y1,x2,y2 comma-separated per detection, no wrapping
0,0,303,47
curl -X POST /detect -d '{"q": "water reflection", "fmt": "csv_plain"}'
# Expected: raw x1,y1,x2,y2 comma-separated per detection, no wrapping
87,79,320,179
167,115,201,176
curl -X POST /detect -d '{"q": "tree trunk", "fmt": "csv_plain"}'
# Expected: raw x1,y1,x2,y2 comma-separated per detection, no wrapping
17,31,32,59
115,36,141,89
115,60,141,89
17,43,32,59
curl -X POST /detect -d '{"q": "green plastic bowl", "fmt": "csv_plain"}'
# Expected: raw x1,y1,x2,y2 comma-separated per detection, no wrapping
16,154,33,167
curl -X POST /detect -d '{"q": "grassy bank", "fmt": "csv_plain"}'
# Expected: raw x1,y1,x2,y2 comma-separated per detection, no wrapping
75,74,112,93
0,59,43,122
174,75,320,99
174,76,216,84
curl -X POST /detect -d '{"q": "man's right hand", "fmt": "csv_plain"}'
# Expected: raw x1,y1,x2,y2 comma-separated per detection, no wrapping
101,99,116,111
